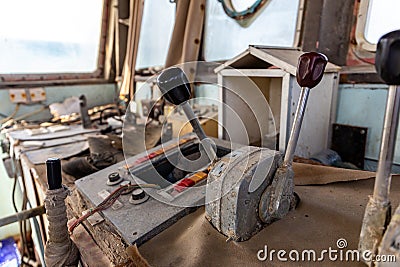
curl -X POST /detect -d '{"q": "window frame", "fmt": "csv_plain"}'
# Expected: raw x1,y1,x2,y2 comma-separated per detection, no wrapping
201,0,305,62
0,0,110,88
355,0,377,52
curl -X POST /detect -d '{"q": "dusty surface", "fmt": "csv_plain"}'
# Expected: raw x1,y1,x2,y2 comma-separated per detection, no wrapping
139,177,400,267
29,155,399,266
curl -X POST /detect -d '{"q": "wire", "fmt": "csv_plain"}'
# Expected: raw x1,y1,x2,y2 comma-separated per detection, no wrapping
68,183,160,233
12,160,19,213
0,104,20,124
13,106,48,121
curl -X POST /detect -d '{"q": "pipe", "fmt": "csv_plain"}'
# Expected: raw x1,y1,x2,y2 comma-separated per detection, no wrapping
0,206,45,227
372,85,400,204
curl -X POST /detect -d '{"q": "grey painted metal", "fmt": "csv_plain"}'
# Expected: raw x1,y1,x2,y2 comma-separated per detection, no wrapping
373,85,400,203
75,134,237,246
205,146,282,241
283,87,310,166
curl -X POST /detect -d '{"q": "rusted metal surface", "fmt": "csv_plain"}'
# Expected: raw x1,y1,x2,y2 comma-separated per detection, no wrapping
378,204,400,266
359,197,391,264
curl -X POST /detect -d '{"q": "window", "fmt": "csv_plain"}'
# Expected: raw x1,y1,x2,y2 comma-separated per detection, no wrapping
356,0,400,51
204,0,301,61
0,0,105,81
135,0,175,70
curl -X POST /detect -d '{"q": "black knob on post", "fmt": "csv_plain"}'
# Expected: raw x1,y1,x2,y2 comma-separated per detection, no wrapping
296,52,328,89
46,158,62,190
108,172,121,183
156,67,191,105
375,30,400,85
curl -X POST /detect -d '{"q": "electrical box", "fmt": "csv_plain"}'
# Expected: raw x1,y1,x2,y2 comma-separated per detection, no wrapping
9,89,29,104
9,88,46,104
29,88,46,102
215,46,341,158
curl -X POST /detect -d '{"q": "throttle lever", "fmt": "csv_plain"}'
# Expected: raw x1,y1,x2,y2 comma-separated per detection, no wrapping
157,67,217,163
359,30,400,259
284,52,328,167
266,52,327,219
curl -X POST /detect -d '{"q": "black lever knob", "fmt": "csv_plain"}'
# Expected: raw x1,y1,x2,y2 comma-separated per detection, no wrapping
375,30,400,85
46,158,62,190
296,52,328,89
156,67,191,105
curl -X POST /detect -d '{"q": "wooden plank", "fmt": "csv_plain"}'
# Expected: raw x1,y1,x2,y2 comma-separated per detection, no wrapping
69,222,113,267
219,69,285,77
66,191,133,266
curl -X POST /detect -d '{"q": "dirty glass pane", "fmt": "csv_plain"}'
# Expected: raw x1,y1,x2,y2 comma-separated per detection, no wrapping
0,0,103,74
136,0,175,69
365,0,400,44
204,0,300,61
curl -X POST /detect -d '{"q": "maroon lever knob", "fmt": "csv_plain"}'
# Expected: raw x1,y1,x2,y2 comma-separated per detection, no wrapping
296,52,328,89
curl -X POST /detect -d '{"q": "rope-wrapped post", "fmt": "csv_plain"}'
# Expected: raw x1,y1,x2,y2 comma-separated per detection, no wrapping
44,158,79,267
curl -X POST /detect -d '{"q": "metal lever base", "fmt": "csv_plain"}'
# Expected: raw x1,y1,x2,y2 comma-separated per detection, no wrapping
205,147,282,241
377,203,400,265
259,165,298,224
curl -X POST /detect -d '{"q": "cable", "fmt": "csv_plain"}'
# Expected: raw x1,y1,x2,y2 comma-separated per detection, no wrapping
0,104,20,124
12,172,18,212
68,183,160,233
13,105,48,121
20,189,28,264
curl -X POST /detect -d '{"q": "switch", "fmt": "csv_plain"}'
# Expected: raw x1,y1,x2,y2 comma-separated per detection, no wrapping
129,188,149,205
9,89,28,104
29,88,46,102
106,172,123,186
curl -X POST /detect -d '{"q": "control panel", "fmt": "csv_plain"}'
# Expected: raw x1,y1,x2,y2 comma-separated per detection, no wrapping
75,134,238,246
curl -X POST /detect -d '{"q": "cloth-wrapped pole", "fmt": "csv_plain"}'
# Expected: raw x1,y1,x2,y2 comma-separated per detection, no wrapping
44,186,79,267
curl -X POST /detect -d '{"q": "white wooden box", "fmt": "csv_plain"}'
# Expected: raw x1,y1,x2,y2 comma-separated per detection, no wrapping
215,46,340,158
